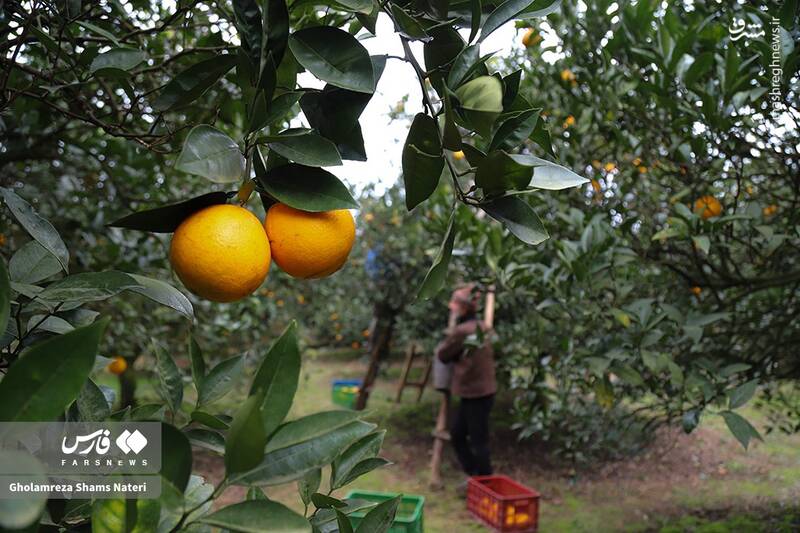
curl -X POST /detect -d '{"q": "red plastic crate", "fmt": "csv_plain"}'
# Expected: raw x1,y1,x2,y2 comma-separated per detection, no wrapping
466,475,540,532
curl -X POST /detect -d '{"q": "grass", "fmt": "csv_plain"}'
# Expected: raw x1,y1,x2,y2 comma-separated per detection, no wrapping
101,351,800,532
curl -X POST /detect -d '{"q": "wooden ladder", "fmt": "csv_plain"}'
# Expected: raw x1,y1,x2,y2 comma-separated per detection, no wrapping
394,343,432,403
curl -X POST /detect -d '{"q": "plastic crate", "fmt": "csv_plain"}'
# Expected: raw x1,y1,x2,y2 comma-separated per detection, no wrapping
467,475,540,532
344,490,424,533
332,379,362,409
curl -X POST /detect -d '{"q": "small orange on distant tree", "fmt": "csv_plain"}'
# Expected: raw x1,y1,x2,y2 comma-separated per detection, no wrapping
521,28,541,47
560,69,575,82
265,204,356,279
763,204,778,216
691,286,702,296
108,356,127,375
693,195,722,219
453,150,466,161
563,115,575,128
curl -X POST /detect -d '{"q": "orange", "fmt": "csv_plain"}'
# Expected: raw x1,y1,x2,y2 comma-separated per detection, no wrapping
763,204,778,216
560,69,575,82
604,162,616,172
108,356,127,375
691,286,702,296
170,204,270,302
693,195,722,219
453,150,466,161
563,115,575,128
265,204,355,279
521,29,541,47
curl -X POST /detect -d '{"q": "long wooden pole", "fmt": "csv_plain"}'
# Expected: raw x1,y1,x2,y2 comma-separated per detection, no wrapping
429,286,496,489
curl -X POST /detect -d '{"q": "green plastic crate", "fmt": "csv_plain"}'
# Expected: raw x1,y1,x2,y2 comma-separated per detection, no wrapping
344,490,424,533
332,379,361,409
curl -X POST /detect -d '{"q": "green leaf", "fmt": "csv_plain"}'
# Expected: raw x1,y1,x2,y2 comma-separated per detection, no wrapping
355,495,400,533
247,486,269,500
251,321,301,436
1,187,69,272
721,411,763,450
161,423,192,492
469,0,482,42
402,113,444,210
298,468,322,505
185,428,225,454
152,54,237,112
8,241,62,284
692,235,710,255
263,0,290,66
75,20,121,45
490,109,540,151
729,380,758,409
199,356,244,407
336,508,356,533
255,158,358,211
189,334,206,391
448,46,493,88
226,393,268,476
299,85,371,161
442,93,462,150
288,27,374,93
683,52,713,86
234,0,263,71
91,499,160,533
108,191,229,233
312,493,346,509
76,379,111,421
175,125,245,184
126,274,193,320
475,151,535,192
235,420,376,486
38,271,141,306
0,451,47,529
481,196,549,245
154,342,184,415
0,318,109,421
389,4,430,41
89,47,145,74
191,410,230,430
200,500,311,532
26,314,73,335
331,431,385,489
518,155,589,190
262,129,342,166
417,209,456,300
266,410,362,452
312,499,377,531
338,457,390,487
479,0,560,42
0,259,9,338
423,26,465,95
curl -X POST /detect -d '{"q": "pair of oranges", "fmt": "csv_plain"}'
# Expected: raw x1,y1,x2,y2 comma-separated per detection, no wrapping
169,203,355,302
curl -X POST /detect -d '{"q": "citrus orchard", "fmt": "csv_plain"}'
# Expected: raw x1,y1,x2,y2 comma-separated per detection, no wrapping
265,204,356,279
170,204,271,302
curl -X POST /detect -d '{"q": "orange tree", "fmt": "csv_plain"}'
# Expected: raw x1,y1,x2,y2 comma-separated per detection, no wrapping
0,0,588,530
435,0,798,462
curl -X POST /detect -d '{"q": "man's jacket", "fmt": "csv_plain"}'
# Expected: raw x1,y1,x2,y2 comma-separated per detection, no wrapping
435,319,496,398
